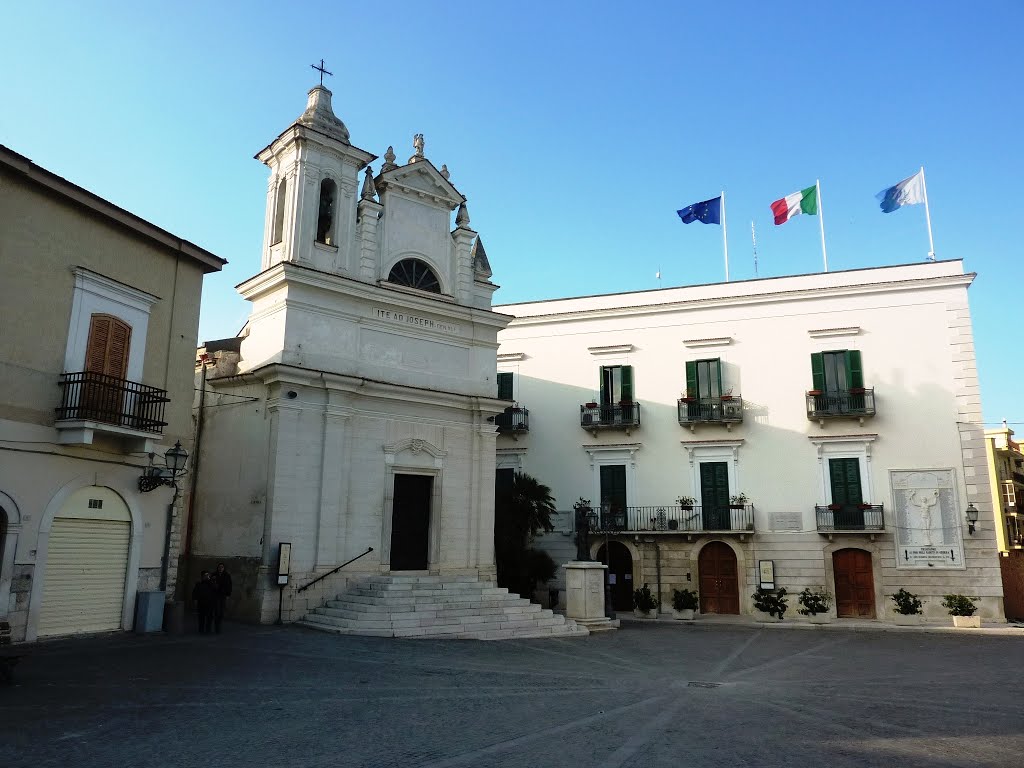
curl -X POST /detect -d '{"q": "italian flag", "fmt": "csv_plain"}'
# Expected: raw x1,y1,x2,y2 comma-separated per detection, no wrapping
770,185,818,225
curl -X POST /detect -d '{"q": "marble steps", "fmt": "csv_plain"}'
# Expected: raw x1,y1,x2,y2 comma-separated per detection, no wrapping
300,575,588,640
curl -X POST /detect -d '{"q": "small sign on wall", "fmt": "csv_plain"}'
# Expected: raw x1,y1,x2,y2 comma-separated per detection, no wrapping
758,560,775,590
277,542,291,586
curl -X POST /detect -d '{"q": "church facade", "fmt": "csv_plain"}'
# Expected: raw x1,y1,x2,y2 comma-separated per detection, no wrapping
495,261,1006,622
189,86,510,624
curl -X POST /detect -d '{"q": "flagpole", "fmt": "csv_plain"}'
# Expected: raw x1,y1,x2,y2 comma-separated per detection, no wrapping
920,166,936,260
816,179,828,272
721,190,730,282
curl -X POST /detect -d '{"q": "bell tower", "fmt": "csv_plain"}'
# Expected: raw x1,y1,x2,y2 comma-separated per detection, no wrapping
256,85,376,275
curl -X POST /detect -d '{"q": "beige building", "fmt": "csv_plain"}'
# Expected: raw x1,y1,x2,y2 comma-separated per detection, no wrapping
496,260,1005,622
983,423,1024,619
0,146,224,642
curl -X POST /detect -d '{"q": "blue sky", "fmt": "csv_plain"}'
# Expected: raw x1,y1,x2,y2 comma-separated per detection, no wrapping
3,2,1022,425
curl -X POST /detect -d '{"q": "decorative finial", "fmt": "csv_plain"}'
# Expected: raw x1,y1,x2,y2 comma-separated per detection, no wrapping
311,59,333,87
381,145,397,173
409,133,425,163
455,201,470,228
361,166,378,200
440,164,450,180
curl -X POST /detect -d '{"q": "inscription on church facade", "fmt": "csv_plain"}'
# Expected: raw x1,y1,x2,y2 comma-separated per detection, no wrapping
374,307,460,335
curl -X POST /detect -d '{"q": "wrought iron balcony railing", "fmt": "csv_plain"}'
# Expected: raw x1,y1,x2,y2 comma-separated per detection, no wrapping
495,405,529,434
580,402,641,430
815,504,885,533
677,396,743,426
56,371,169,434
806,388,876,420
590,504,754,533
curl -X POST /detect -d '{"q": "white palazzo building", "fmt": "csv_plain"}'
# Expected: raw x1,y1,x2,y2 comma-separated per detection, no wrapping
495,260,1005,621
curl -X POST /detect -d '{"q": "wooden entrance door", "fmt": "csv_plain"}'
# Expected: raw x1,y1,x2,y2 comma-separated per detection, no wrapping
700,462,730,530
390,474,432,570
833,548,875,618
698,541,739,614
597,541,633,611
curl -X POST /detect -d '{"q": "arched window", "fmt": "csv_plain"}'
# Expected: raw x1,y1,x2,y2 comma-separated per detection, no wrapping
317,179,337,245
387,259,441,293
271,178,287,245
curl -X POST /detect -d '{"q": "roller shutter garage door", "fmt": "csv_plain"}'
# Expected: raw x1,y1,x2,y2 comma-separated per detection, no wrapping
38,517,130,637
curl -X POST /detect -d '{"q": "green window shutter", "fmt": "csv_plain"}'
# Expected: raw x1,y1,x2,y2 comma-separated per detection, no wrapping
810,352,825,391
713,358,723,397
846,350,863,389
685,361,697,398
497,372,513,400
599,366,609,404
620,365,634,401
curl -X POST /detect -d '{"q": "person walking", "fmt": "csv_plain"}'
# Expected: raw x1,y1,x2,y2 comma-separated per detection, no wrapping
192,570,217,634
212,563,233,634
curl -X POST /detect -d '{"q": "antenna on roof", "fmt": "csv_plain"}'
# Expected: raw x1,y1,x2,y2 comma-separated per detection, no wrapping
751,220,759,278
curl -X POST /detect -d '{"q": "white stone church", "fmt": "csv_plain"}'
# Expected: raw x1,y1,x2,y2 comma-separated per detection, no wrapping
188,84,585,639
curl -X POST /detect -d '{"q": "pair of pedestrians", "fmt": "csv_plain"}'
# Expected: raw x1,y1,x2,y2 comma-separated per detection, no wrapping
192,563,232,634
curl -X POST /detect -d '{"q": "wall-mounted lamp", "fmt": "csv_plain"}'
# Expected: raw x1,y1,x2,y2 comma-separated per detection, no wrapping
138,440,189,493
965,503,979,535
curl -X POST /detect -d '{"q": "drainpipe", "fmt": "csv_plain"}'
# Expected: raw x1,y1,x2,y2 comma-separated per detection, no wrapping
182,355,210,582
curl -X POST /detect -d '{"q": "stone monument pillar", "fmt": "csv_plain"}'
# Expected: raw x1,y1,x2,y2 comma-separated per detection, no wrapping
563,561,618,632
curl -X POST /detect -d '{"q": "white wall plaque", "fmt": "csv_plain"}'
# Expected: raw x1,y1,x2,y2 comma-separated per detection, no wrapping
890,469,965,569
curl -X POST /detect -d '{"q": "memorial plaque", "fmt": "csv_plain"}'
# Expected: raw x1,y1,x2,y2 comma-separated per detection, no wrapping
890,469,965,570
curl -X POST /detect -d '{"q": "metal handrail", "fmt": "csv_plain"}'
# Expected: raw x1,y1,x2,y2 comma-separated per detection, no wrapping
56,370,169,433
815,504,885,532
296,547,374,593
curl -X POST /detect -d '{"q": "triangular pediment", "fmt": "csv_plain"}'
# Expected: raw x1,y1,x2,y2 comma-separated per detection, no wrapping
376,160,464,209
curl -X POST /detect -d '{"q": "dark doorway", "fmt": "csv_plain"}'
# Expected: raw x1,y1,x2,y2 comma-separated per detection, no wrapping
698,541,739,614
833,548,875,618
596,540,633,611
390,474,432,571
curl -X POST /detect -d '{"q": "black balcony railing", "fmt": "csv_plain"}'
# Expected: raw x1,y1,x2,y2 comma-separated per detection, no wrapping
56,371,169,434
806,388,876,419
580,402,641,430
677,396,744,426
590,504,754,533
815,504,885,532
495,406,529,434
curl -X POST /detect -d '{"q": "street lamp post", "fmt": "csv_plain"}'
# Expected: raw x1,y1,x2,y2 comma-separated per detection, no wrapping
138,440,190,592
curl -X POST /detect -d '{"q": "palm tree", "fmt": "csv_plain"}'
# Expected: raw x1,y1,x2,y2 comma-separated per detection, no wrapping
495,471,557,595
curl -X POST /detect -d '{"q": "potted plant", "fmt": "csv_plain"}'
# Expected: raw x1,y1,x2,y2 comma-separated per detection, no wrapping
676,495,696,510
849,386,866,394
752,587,788,621
942,594,980,628
584,401,598,409
671,588,699,620
857,502,873,510
891,588,924,625
633,583,659,618
827,503,842,511
721,387,734,401
729,492,749,509
808,389,823,396
797,586,833,624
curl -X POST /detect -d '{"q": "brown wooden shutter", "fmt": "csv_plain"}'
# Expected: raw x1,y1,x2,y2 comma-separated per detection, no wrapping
85,314,131,378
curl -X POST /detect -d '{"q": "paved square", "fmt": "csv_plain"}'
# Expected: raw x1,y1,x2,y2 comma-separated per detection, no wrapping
2,622,1022,767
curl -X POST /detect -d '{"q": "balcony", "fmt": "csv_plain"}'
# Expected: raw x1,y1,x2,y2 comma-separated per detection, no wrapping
806,388,876,426
55,371,169,452
495,405,529,437
580,402,641,435
591,504,754,535
815,504,885,537
677,396,743,431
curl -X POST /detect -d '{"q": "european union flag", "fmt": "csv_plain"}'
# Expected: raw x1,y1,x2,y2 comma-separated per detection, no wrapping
677,196,722,225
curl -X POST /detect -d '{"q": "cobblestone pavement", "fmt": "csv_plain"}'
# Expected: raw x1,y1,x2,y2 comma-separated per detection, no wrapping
2,621,1022,768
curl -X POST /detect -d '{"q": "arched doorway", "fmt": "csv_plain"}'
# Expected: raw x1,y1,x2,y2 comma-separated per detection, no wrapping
833,548,875,618
698,541,739,614
596,541,633,612
38,487,132,637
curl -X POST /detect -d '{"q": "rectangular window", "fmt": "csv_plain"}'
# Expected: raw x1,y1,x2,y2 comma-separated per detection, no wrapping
495,467,514,496
699,461,730,530
685,359,722,399
497,372,513,401
599,365,633,405
599,464,627,529
811,350,863,393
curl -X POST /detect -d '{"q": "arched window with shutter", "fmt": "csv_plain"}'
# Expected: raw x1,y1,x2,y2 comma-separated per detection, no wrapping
316,178,337,245
387,259,441,293
271,178,287,245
